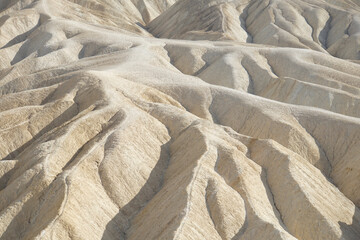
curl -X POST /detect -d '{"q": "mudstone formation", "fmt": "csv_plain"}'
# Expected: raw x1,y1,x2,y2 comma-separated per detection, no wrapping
0,0,360,239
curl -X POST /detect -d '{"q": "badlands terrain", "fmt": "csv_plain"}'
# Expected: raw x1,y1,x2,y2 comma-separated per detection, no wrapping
0,0,360,239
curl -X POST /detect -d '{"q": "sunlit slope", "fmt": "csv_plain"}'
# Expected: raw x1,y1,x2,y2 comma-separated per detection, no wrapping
0,0,359,239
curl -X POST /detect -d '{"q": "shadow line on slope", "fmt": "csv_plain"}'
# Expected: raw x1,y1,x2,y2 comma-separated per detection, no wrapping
10,31,52,65
0,17,41,50
0,164,16,191
101,142,170,240
2,103,79,161
339,207,360,239
204,179,223,239
259,167,290,231
319,14,332,49
0,178,63,239
0,0,17,13
239,3,253,43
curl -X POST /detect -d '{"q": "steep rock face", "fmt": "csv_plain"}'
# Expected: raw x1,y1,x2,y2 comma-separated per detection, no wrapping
0,0,359,240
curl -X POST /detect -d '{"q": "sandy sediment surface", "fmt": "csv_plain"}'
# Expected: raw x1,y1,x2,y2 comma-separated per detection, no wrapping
0,0,359,239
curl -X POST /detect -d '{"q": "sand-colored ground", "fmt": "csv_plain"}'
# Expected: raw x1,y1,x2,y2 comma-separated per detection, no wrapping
0,0,359,239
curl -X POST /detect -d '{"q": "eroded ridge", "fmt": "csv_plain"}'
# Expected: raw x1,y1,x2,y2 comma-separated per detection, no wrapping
0,0,359,239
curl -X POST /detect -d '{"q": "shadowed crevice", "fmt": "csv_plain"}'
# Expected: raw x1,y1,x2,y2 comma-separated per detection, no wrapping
101,142,170,240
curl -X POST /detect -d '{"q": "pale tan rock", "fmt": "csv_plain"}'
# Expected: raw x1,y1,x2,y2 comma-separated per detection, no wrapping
0,0,359,240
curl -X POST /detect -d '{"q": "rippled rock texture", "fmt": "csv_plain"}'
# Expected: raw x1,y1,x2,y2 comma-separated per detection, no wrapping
0,0,360,239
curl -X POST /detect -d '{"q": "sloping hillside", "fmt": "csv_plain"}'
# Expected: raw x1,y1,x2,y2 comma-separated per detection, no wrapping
0,0,359,239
